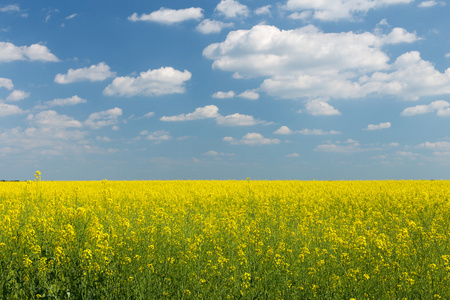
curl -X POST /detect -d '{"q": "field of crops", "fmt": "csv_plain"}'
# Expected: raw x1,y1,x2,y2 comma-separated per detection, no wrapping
0,178,449,299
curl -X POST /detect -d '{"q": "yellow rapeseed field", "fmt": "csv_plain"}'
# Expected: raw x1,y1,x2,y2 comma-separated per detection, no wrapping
0,175,449,299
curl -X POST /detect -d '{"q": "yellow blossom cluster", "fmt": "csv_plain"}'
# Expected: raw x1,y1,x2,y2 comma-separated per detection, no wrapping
0,179,449,299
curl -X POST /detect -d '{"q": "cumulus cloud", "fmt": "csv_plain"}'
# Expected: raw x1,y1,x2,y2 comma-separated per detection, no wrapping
160,105,220,121
304,99,341,116
366,122,391,130
142,130,172,144
417,141,450,150
286,153,300,158
215,0,249,18
296,129,341,135
203,25,438,101
0,78,13,90
128,7,203,25
377,27,420,45
213,91,235,98
0,126,87,155
216,113,264,126
238,90,259,100
360,51,450,100
274,126,293,135
143,112,155,118
27,110,82,128
0,102,25,116
85,107,122,129
283,0,413,21
255,5,272,15
43,95,87,107
104,67,192,97
288,11,313,20
396,151,419,159
96,136,111,142
0,42,59,62
204,24,396,78
196,19,233,34
223,133,280,145
203,150,235,156
55,62,116,84
418,1,445,7
6,90,29,102
0,5,20,12
160,105,267,126
315,139,361,153
274,126,340,135
401,100,450,116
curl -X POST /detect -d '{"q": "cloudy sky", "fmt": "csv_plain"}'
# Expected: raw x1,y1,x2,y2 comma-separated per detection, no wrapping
1,0,449,180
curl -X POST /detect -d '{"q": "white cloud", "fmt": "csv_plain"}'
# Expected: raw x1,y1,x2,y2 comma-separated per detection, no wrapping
128,7,203,25
274,126,293,135
262,73,364,100
366,122,391,130
224,133,280,145
55,62,116,84
0,102,25,116
254,5,272,15
0,5,20,12
285,153,300,158
0,42,59,62
417,141,450,151
85,107,122,129
160,105,267,126
215,0,250,18
160,105,220,121
203,150,235,156
144,130,172,143
6,90,29,102
28,110,82,128
238,90,259,100
43,95,87,107
196,19,233,34
315,139,361,153
65,13,77,20
204,25,430,101
360,51,450,100
304,99,341,116
96,136,111,142
143,112,155,118
274,126,342,135
396,151,419,159
284,0,413,21
445,53,450,58
104,67,192,97
377,18,389,26
206,24,391,78
0,126,87,155
0,78,13,90
212,91,235,98
296,129,341,135
377,27,420,45
418,1,445,7
288,11,313,20
401,100,450,116
216,113,263,126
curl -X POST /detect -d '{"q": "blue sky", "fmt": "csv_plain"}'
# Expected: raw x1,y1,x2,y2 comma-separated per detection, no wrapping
1,0,449,180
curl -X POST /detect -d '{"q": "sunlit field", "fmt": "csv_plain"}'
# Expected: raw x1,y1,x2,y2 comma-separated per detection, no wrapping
1,177,449,299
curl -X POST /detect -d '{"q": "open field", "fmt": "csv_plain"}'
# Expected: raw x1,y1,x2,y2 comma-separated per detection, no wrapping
0,179,449,299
